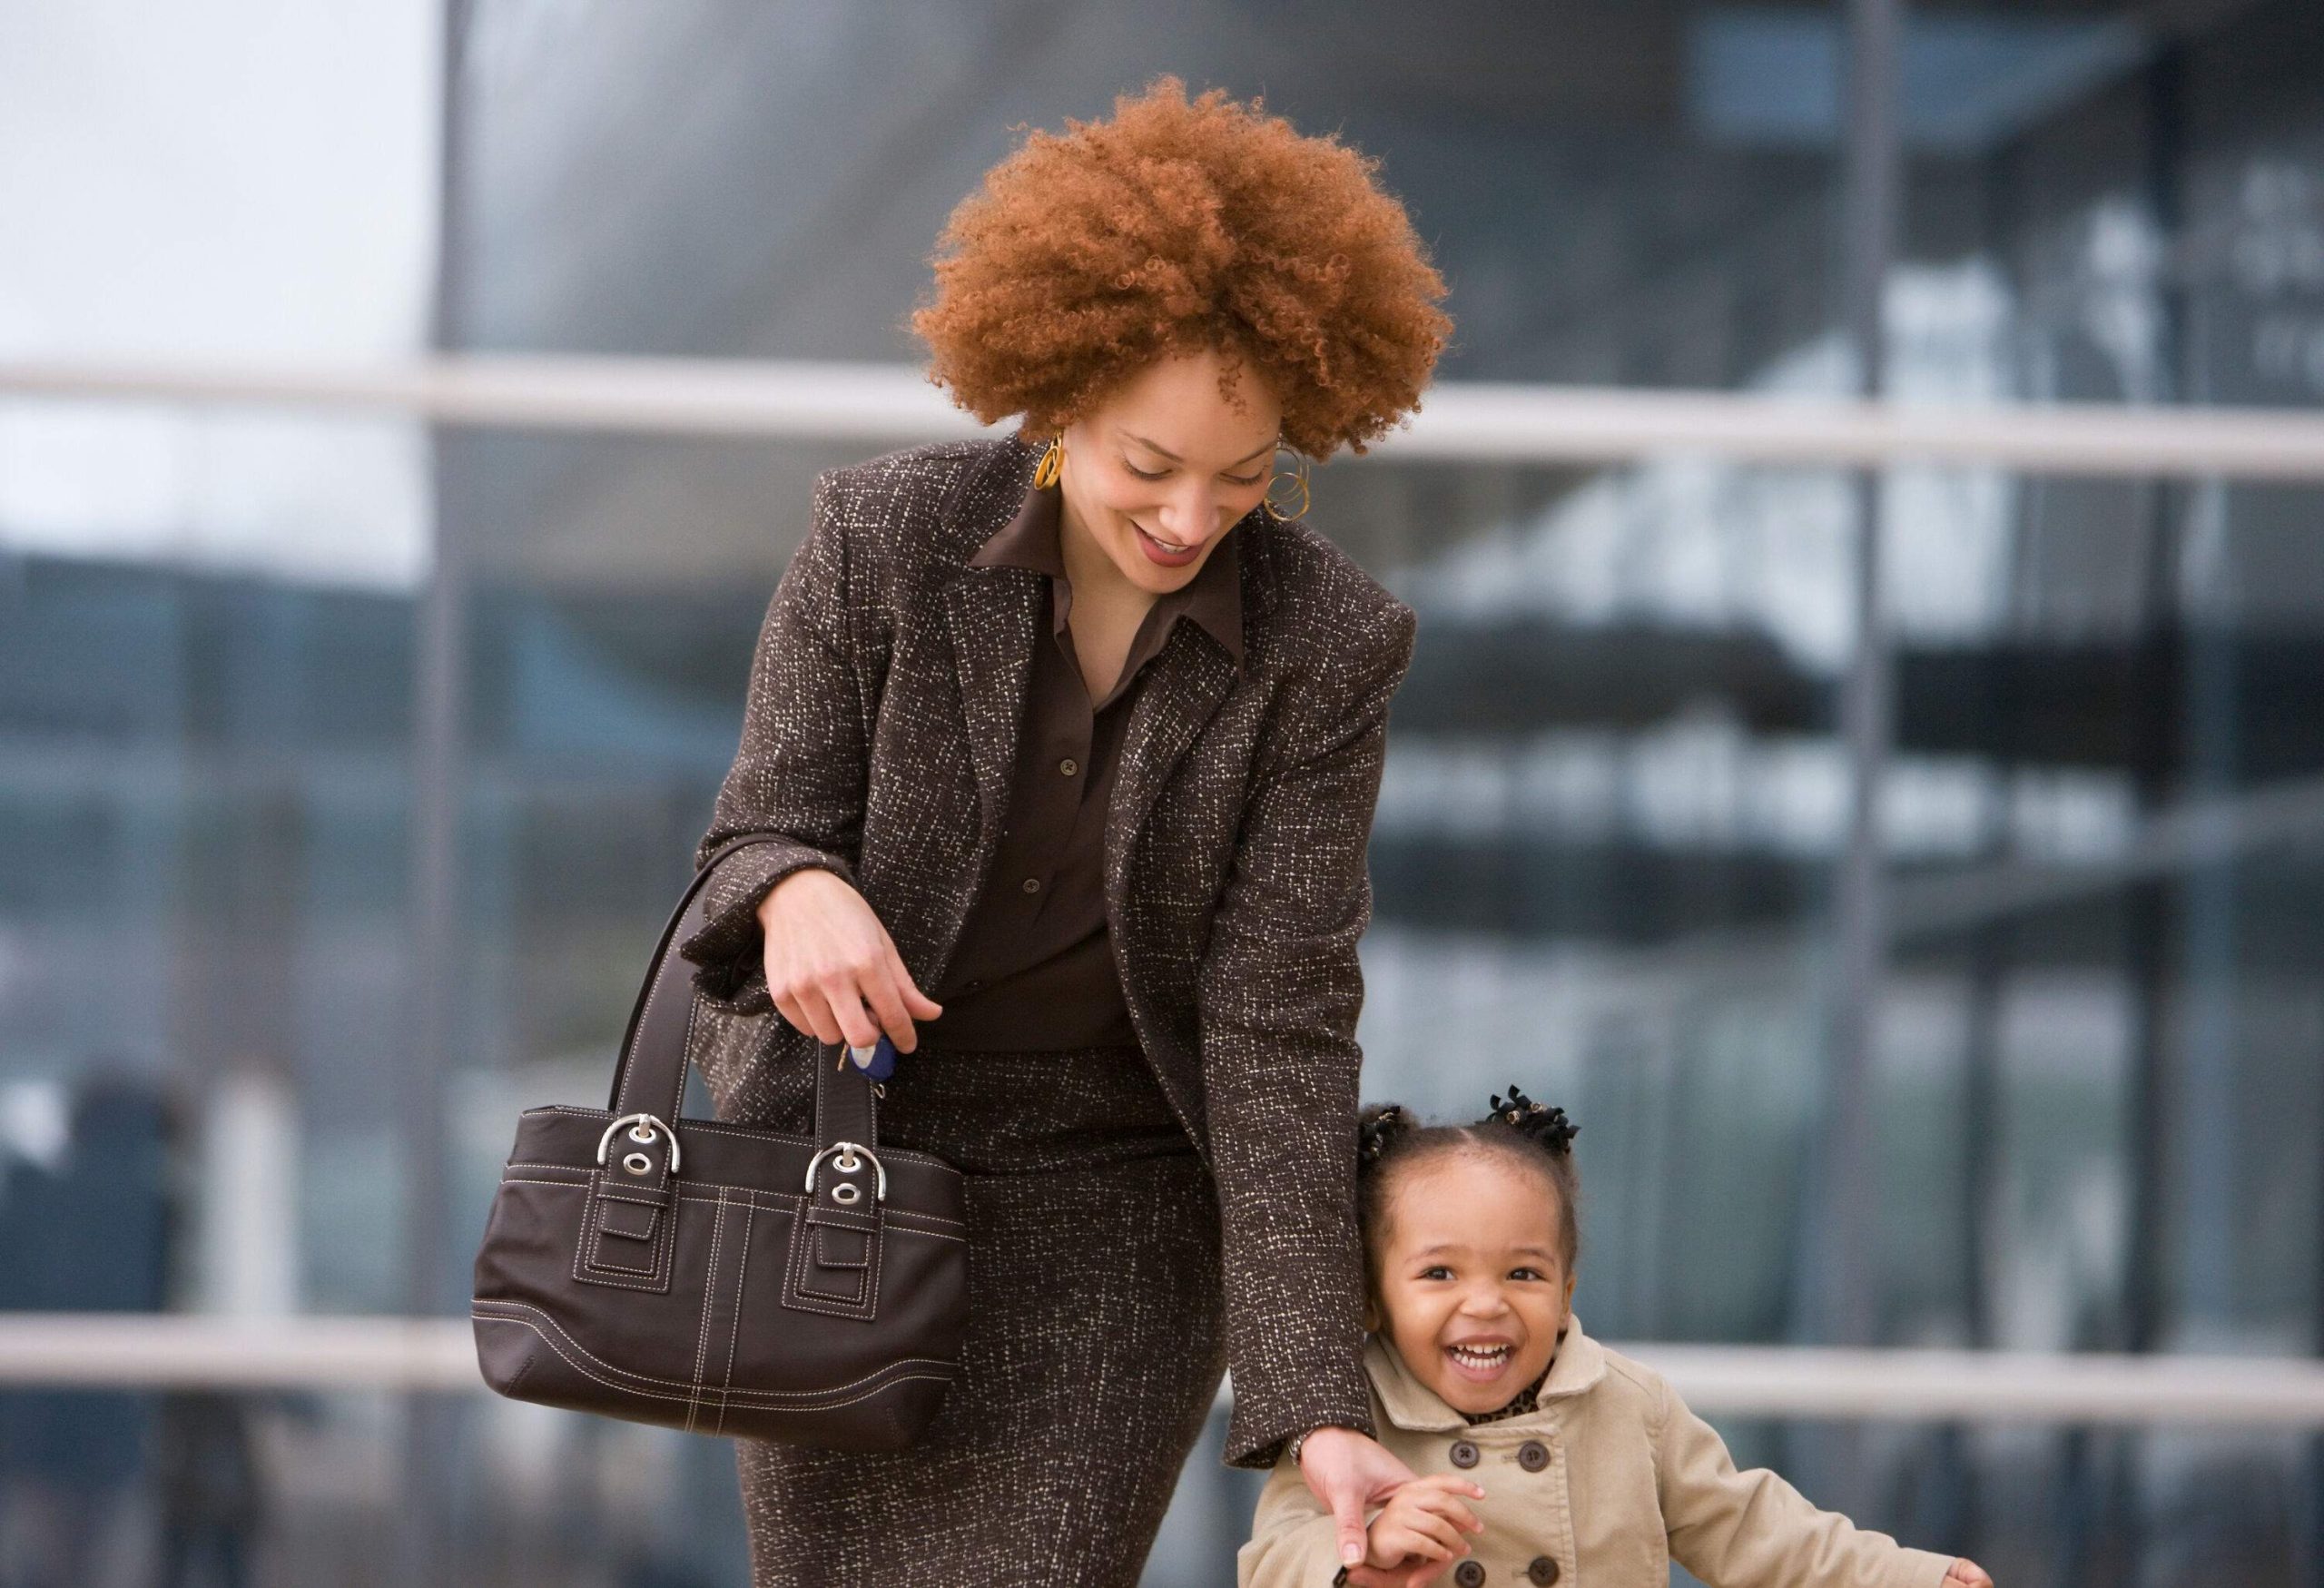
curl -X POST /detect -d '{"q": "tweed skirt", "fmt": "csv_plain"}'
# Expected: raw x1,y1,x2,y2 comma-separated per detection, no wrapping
733,1043,1228,1586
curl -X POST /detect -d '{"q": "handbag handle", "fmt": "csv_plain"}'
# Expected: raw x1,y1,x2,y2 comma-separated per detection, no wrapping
604,835,877,1156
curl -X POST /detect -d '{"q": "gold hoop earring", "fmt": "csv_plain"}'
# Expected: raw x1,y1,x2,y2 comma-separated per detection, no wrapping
1032,437,1064,490
1264,452,1311,521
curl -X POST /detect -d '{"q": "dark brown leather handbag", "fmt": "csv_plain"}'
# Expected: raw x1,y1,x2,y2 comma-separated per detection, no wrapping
470,835,969,1450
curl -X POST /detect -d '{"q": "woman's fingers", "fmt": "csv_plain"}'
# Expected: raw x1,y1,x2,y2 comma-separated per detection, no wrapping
818,974,883,1050
872,933,941,1041
860,956,936,1053
857,970,911,1052
791,989,846,1048
898,967,944,1021
759,869,946,1051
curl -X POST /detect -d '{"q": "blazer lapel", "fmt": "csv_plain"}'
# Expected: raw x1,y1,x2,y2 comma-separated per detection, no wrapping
1103,624,1237,907
940,566,1041,847
939,440,1249,931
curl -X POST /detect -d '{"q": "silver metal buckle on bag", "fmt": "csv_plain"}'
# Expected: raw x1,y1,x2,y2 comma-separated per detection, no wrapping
803,1141,885,1206
597,1112,679,1177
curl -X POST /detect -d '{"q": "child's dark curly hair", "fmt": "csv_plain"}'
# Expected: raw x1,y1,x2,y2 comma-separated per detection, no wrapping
1356,1088,1581,1280
911,75,1452,459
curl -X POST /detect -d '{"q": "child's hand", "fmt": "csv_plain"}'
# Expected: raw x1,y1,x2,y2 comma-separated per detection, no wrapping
1364,1473,1485,1574
1945,1559,1994,1586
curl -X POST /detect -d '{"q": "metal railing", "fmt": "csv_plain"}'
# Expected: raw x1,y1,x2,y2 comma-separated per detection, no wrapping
4,354,2323,477
3,1315,2321,1427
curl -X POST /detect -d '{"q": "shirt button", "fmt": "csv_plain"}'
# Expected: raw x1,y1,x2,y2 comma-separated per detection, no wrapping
1518,1439,1550,1472
1020,877,1041,894
1455,1562,1487,1587
1059,757,1078,776
1527,1557,1560,1584
1448,1439,1479,1469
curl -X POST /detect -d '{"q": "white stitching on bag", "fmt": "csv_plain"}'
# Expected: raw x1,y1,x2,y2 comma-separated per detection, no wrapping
497,1176,969,1241
780,1198,885,1320
713,1200,753,1436
586,1169,672,1282
472,1299,953,1399
570,1170,678,1292
686,1187,728,1433
615,950,681,1119
530,1107,954,1170
475,1311,952,1413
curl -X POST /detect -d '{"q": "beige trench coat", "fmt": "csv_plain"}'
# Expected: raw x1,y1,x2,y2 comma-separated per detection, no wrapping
1241,1319,1954,1588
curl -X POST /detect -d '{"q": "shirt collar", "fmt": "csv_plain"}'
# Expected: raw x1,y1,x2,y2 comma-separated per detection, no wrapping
1364,1317,1610,1433
970,482,1244,668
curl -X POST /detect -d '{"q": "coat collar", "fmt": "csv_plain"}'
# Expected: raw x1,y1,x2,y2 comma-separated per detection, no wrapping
1364,1317,1610,1434
966,474,1245,669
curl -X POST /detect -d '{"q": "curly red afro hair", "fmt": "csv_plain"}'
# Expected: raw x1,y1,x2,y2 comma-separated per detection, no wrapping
911,77,1452,459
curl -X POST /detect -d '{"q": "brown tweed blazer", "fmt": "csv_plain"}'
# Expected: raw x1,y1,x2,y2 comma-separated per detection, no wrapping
677,433,1416,1467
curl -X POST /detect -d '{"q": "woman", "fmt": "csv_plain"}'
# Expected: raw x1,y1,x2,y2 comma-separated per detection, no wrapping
678,78,1452,1584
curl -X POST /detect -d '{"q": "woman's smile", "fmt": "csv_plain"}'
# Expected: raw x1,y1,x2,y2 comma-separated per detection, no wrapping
1130,518,1205,567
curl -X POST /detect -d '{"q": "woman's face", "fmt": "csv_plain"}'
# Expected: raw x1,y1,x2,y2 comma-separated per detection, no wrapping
1056,346,1283,597
1371,1149,1576,1415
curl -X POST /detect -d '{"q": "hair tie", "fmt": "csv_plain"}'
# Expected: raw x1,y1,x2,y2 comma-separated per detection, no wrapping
1486,1086,1578,1157
1357,1103,1419,1169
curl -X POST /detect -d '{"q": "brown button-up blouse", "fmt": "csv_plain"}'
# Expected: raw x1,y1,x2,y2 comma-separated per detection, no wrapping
919,481,1243,1050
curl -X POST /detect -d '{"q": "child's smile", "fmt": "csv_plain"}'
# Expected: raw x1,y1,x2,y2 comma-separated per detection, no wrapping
1369,1150,1575,1415
1443,1336,1520,1386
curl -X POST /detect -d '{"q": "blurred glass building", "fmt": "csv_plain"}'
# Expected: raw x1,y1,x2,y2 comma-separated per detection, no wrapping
4,1,2322,1583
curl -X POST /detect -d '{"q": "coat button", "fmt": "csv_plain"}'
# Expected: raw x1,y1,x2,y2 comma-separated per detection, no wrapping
1020,876,1041,894
1059,757,1078,776
1527,1557,1560,1584
1448,1439,1479,1469
1517,1439,1550,1472
1455,1562,1487,1587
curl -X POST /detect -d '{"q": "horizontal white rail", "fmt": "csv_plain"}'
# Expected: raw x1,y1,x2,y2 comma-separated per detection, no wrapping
1630,1343,2324,1426
5,1315,2322,1426
0,1316,482,1392
4,356,2323,479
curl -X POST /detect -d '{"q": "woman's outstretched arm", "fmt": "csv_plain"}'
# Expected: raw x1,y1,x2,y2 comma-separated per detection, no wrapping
1197,595,1418,1471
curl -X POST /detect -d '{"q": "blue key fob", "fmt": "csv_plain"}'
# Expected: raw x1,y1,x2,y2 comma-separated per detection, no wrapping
845,1036,899,1081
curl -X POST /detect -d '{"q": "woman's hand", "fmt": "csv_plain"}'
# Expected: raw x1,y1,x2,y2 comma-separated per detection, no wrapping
756,867,941,1051
1298,1427,1432,1584
1945,1560,1994,1586
1361,1473,1485,1578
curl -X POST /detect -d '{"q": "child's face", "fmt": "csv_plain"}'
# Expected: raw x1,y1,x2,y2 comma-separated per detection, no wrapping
1371,1149,1575,1416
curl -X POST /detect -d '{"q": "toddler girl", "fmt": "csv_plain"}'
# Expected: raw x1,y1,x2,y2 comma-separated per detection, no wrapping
1239,1090,1994,1588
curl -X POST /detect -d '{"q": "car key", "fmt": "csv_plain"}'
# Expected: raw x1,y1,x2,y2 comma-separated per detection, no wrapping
842,1035,899,1082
